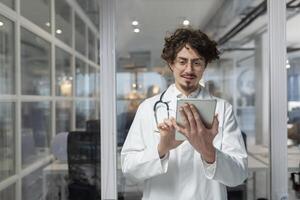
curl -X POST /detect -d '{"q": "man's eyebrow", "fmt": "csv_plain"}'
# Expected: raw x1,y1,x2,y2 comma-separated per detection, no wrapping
177,56,204,61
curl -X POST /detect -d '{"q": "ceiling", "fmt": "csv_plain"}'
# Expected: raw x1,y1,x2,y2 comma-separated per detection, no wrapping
116,0,224,69
115,0,300,70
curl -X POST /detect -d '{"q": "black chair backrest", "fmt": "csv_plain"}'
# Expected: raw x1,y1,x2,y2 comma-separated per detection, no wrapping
67,131,100,199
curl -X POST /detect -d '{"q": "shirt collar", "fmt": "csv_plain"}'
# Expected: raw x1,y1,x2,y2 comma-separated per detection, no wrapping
174,85,201,99
163,83,212,102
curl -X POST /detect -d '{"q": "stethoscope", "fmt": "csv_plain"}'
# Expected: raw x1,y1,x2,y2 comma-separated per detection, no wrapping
153,86,204,126
153,90,169,126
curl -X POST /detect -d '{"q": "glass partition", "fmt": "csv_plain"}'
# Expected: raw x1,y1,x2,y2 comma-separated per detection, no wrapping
0,0,14,9
0,0,101,199
88,29,96,62
0,102,15,181
0,14,14,95
116,0,269,199
75,58,88,96
56,101,72,133
21,28,51,96
286,4,300,199
21,101,51,168
55,0,72,46
55,47,72,96
21,0,51,32
75,14,86,56
0,183,15,200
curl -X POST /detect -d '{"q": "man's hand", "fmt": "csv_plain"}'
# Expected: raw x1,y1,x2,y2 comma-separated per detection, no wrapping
172,103,219,163
157,117,183,158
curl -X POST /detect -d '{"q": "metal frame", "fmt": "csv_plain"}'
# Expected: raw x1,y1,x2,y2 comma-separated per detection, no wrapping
0,0,291,199
100,0,117,199
0,0,100,199
268,0,288,199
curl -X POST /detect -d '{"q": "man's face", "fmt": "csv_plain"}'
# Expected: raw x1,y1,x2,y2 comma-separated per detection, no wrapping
169,45,206,94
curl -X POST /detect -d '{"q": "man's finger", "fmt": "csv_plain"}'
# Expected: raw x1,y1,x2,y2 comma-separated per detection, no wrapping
157,122,167,130
171,118,187,136
164,119,174,129
179,106,189,128
184,104,197,134
189,104,205,131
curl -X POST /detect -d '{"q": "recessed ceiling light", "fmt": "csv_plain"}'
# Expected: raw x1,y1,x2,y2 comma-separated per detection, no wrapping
134,28,140,33
183,19,190,26
286,64,291,69
45,22,50,27
0,21,4,26
132,20,139,26
56,29,62,34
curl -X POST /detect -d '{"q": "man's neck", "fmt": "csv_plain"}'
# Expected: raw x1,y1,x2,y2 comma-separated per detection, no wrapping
174,83,200,97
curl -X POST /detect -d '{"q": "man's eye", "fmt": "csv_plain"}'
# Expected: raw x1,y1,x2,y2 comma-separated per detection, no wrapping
194,61,204,66
179,61,186,65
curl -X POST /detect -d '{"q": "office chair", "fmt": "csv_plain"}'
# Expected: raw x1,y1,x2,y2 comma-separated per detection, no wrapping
67,121,100,200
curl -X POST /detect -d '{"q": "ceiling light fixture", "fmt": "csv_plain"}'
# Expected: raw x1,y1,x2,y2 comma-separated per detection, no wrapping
45,22,50,27
183,19,190,26
132,20,139,26
134,28,140,33
56,29,62,34
0,21,4,26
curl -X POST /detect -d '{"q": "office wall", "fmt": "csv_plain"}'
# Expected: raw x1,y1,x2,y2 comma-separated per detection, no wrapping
0,0,100,199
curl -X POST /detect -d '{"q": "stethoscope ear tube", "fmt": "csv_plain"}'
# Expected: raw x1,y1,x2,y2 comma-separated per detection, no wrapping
153,90,169,126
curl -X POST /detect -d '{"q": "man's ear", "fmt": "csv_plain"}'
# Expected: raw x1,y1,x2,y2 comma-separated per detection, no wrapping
168,63,174,72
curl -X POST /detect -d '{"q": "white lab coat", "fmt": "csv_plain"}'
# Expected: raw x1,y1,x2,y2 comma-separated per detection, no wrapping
121,84,248,200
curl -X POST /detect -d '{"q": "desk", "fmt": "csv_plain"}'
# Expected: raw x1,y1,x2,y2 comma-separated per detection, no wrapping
248,145,300,172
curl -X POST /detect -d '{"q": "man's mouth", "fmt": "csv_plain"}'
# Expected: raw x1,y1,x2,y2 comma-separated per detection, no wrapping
181,75,196,80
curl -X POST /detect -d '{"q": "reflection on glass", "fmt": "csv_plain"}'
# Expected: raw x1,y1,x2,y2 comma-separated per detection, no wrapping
89,66,96,97
75,0,100,29
76,101,96,129
88,29,95,62
116,72,165,147
56,101,72,133
21,0,50,32
22,165,46,200
89,101,97,120
116,0,269,199
21,102,51,168
75,58,88,96
0,15,14,95
0,184,15,200
97,39,100,65
0,102,15,181
21,28,51,96
96,69,100,97
56,47,72,96
0,0,14,9
75,14,86,55
55,0,72,46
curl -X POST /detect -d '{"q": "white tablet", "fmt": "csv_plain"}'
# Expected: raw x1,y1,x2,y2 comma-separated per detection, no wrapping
175,99,217,141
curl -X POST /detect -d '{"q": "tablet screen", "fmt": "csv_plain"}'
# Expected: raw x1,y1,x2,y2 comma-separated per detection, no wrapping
175,99,217,140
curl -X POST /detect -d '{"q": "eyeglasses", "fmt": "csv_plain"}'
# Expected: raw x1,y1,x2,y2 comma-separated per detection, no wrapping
174,57,206,70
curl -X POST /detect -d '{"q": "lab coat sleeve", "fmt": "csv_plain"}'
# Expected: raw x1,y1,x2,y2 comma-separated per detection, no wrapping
203,101,248,187
121,100,169,182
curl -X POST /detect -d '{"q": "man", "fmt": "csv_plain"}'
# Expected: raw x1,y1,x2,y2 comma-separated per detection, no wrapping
121,28,248,200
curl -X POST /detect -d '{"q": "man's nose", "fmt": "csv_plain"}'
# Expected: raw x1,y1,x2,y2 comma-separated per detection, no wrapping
185,61,194,71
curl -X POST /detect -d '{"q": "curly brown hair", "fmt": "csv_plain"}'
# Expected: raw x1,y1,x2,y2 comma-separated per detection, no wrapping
161,28,220,65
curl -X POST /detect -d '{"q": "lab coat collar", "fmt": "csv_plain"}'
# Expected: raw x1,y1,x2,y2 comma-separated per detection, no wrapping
163,83,213,102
